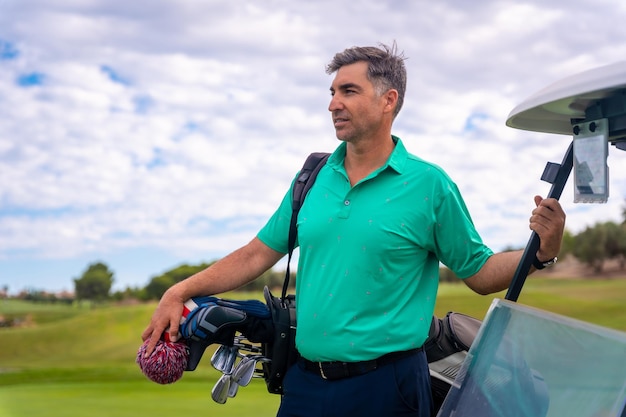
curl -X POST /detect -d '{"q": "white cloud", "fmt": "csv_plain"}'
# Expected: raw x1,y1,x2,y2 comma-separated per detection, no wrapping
1,0,626,292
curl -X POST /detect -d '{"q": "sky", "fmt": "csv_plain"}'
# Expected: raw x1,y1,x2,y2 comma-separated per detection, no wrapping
1,0,626,295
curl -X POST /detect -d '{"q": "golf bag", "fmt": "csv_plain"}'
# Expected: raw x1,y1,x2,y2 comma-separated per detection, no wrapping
180,296,274,371
177,291,299,396
260,286,298,394
424,312,482,411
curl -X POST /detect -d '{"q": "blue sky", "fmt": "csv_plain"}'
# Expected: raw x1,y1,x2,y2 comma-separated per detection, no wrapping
1,0,626,294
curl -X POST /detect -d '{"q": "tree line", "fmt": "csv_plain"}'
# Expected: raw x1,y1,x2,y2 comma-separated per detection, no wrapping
70,261,291,302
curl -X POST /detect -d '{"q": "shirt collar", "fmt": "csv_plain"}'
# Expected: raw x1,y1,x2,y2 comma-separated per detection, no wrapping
327,135,408,175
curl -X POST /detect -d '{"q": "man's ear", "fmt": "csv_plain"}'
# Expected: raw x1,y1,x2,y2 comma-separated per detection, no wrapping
383,89,399,114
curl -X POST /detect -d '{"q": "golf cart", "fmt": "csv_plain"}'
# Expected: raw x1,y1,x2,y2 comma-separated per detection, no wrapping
435,61,626,417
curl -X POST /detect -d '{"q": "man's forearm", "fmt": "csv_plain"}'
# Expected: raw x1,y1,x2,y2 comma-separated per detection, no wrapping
167,237,285,301
463,250,527,295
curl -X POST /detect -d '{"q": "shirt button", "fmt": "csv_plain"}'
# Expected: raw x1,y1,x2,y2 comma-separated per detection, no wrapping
344,200,350,206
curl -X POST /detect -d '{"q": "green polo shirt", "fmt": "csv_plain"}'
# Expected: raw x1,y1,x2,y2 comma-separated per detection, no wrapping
257,137,493,362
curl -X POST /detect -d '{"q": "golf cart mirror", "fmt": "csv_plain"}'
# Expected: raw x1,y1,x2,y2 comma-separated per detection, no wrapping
572,118,609,203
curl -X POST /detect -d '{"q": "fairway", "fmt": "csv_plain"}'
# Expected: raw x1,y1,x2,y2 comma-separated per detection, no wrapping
0,378,280,417
434,277,626,330
1,278,625,417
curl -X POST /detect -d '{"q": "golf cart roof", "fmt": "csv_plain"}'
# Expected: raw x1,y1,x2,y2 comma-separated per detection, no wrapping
506,61,626,135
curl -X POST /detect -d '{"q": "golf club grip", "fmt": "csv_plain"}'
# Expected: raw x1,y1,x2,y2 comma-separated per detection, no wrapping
505,142,573,302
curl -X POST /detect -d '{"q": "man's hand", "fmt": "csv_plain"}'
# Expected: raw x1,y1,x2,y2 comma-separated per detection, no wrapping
529,196,566,262
138,237,285,357
141,287,185,357
464,195,567,295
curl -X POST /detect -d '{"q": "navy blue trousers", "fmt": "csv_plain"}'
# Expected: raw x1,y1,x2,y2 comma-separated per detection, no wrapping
276,350,433,417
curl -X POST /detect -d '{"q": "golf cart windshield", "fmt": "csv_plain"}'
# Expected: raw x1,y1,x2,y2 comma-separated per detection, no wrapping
437,299,626,417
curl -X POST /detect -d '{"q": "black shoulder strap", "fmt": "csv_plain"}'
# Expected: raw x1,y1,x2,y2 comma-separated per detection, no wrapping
281,152,330,300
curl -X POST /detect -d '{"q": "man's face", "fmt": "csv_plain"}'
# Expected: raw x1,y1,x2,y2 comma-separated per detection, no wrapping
328,61,388,143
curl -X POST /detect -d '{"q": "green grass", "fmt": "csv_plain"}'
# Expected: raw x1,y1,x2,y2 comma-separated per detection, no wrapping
434,277,626,331
0,376,280,417
0,296,281,417
0,299,83,325
0,278,625,417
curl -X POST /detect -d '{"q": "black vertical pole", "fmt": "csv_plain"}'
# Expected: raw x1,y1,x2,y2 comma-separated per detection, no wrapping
505,142,574,302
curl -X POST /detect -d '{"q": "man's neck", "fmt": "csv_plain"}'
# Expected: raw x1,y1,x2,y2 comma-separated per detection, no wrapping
343,134,395,186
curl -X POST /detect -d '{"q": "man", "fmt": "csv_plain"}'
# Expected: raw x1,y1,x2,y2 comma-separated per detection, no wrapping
142,43,566,417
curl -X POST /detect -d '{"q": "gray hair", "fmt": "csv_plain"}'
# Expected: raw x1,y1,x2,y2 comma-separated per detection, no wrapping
326,42,407,119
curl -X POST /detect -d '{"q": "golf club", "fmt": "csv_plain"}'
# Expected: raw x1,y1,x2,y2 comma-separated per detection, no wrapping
207,335,271,404
232,356,255,386
232,355,268,386
222,346,239,375
228,379,239,398
211,373,232,404
210,344,230,372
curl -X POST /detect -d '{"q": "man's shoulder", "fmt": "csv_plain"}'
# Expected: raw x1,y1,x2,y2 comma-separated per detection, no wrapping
404,152,451,179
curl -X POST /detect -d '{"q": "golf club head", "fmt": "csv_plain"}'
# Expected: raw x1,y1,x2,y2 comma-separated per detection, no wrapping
211,345,230,372
222,345,239,375
211,373,231,404
228,379,239,398
232,356,257,387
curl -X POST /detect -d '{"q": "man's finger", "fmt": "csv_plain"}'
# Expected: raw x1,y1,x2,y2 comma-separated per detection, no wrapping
141,324,155,342
141,320,168,357
168,319,180,343
144,331,161,358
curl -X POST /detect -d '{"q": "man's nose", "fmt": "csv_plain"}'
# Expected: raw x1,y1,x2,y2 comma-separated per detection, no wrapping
328,95,342,112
